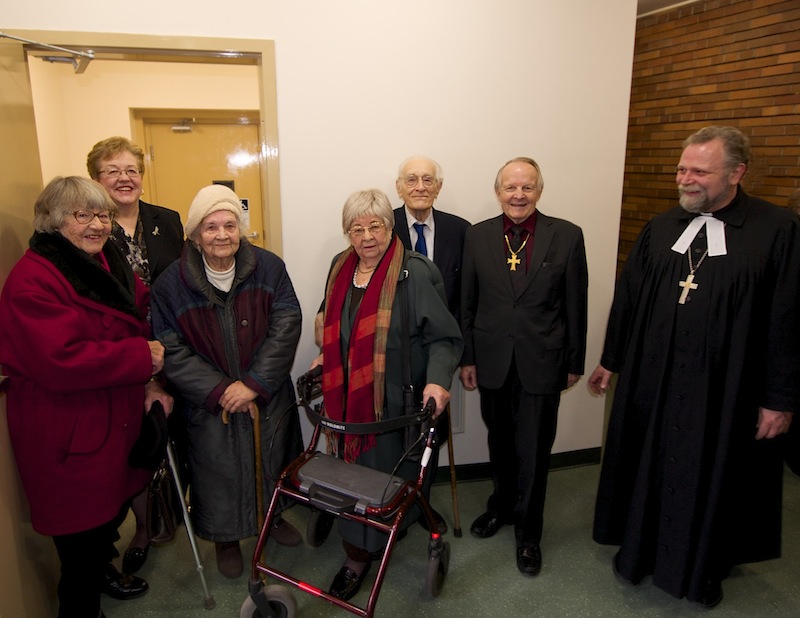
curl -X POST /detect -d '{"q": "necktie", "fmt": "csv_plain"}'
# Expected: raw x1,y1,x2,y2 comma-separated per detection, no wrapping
509,226,525,295
413,222,428,256
510,225,524,253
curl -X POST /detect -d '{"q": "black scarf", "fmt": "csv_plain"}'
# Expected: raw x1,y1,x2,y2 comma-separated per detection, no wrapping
29,231,142,320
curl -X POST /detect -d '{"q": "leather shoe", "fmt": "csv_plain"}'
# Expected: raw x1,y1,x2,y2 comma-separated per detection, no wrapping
329,562,371,601
215,541,243,579
470,511,505,538
270,516,303,547
122,545,149,574
418,507,448,535
516,545,542,576
101,564,148,600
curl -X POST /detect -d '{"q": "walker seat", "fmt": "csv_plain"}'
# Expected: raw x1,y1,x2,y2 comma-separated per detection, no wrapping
297,452,406,514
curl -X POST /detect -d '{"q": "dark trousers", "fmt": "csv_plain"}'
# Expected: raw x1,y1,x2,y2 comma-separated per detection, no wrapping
479,357,559,547
52,502,128,618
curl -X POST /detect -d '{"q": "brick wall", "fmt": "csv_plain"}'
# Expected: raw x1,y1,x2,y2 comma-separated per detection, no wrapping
619,0,800,269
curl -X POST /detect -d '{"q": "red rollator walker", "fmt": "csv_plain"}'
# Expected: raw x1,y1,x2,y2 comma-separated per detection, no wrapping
241,366,451,617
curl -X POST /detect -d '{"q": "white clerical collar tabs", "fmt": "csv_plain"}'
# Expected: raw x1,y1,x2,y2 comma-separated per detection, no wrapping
671,213,727,256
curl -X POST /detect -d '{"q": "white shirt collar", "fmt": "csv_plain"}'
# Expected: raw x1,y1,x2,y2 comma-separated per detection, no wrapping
404,205,434,231
671,213,727,256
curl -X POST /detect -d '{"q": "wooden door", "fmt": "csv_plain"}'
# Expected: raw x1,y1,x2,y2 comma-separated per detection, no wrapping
139,112,265,247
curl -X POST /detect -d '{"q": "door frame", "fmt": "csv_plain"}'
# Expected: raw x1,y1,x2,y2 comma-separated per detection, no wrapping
6,30,284,254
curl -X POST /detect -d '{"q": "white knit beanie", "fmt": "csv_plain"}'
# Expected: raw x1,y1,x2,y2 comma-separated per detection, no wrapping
184,184,243,239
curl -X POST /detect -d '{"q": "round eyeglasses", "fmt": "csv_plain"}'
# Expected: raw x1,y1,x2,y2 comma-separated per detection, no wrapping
69,210,113,225
402,175,436,188
348,221,386,238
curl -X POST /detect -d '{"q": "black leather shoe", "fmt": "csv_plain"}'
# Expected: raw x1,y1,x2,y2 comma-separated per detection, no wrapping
692,579,723,609
470,511,505,538
102,565,149,600
122,545,149,574
329,562,371,601
516,545,542,576
418,507,448,535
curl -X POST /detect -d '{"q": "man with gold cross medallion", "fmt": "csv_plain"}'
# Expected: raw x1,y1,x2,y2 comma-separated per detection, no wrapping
460,157,588,576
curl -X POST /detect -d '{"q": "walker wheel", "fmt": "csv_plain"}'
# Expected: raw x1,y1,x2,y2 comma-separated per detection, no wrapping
425,541,450,597
240,585,297,618
306,508,335,547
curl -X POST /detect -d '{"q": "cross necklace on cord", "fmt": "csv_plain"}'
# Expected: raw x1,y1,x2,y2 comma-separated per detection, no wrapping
504,231,530,271
677,248,709,304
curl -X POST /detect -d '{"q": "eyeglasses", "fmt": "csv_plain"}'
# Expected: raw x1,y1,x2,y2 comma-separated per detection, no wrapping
348,221,386,238
69,210,113,225
99,167,141,179
402,175,436,188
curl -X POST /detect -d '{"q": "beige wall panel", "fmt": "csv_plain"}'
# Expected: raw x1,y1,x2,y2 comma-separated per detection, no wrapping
0,37,59,618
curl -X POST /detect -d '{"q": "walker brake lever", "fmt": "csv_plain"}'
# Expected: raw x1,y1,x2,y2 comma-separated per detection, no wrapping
297,365,323,404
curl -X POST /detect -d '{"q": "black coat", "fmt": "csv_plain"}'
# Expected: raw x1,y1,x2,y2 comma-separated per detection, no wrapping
138,201,184,282
460,212,588,394
393,206,470,318
593,189,800,600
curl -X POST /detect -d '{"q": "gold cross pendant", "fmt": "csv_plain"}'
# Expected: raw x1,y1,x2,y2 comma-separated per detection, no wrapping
678,273,697,304
507,253,521,271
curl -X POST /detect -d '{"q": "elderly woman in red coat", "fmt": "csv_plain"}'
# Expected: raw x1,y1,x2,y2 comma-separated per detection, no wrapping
0,176,172,618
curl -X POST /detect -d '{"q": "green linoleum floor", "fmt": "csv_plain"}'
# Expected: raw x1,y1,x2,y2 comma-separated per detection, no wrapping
100,464,800,617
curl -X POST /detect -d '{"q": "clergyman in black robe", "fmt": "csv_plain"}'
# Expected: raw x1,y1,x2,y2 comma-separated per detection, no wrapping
587,125,800,609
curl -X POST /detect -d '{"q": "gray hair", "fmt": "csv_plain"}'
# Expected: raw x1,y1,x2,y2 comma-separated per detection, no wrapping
341,189,395,234
397,155,444,183
494,157,545,192
682,126,750,170
33,176,117,233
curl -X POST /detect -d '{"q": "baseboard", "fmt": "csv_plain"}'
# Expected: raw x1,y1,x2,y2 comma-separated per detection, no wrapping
433,447,601,484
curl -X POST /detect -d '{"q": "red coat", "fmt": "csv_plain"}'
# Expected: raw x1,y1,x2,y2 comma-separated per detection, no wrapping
0,233,153,536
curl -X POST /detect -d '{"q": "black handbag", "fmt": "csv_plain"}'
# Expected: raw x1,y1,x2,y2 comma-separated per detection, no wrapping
146,460,180,545
128,400,169,470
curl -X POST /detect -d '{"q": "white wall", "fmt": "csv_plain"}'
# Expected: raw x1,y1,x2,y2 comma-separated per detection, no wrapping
5,0,638,462
29,61,260,183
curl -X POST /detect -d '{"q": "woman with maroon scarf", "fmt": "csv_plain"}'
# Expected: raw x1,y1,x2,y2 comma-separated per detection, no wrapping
311,188,463,601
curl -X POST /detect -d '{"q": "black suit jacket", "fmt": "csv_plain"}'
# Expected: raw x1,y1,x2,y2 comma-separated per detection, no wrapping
460,212,588,394
139,201,184,283
393,206,470,317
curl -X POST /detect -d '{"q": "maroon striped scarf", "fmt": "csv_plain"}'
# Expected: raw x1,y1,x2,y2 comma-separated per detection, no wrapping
321,235,404,461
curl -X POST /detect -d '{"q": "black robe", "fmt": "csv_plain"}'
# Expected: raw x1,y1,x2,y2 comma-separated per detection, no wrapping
593,188,800,602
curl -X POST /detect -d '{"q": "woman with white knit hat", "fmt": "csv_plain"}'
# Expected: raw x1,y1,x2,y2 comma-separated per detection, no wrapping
150,184,304,578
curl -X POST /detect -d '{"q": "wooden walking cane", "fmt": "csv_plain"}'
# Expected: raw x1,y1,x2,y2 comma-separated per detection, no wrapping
249,401,264,527
248,401,268,564
445,404,462,537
